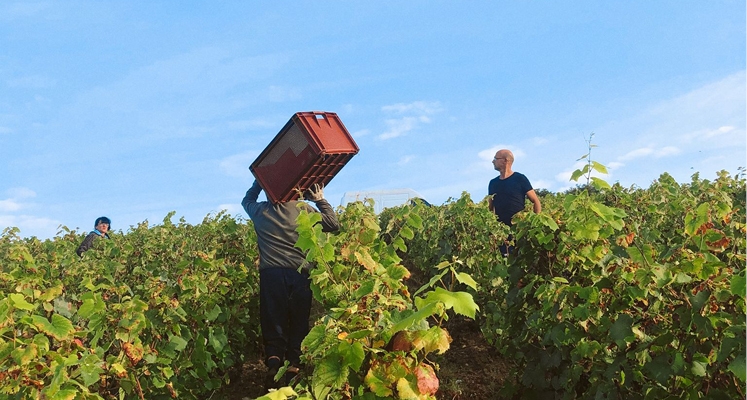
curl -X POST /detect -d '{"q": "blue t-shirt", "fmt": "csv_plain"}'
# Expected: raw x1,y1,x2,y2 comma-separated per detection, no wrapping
488,172,533,226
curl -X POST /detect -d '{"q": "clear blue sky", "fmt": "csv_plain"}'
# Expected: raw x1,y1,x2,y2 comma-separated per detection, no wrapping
1,1,745,239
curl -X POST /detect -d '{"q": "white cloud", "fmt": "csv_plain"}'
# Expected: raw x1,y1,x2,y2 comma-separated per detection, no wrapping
379,117,419,140
351,128,371,138
478,146,527,162
397,155,414,165
382,101,443,115
218,203,243,215
532,179,552,190
377,101,443,140
618,145,681,162
656,146,680,157
7,187,36,198
0,215,62,239
705,126,735,138
0,187,37,212
219,152,257,178
0,199,22,212
619,147,654,161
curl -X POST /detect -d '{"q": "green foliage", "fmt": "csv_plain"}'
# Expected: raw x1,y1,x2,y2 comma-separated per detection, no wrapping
1,157,744,400
482,167,746,399
287,201,478,400
385,142,744,399
0,212,260,399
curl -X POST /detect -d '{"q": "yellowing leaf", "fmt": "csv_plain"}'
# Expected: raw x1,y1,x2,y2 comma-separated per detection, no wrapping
396,377,420,400
354,250,378,272
9,293,35,311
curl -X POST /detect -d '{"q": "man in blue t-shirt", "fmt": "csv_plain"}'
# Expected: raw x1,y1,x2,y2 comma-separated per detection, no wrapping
488,149,542,255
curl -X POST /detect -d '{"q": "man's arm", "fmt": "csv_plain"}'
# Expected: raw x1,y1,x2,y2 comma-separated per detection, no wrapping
305,184,340,232
241,180,263,216
312,199,340,232
526,189,542,214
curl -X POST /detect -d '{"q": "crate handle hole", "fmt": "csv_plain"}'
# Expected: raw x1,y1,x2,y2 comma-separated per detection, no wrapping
315,114,325,120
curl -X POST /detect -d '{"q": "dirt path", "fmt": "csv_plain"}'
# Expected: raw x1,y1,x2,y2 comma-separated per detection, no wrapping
216,316,512,399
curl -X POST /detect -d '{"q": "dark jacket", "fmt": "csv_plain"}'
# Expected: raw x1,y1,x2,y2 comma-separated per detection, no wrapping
242,181,339,270
76,230,110,256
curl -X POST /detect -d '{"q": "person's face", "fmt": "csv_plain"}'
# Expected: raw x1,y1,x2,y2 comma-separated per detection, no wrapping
96,222,110,233
492,152,508,170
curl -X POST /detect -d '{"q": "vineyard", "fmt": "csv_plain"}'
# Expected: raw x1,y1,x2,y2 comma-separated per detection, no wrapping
0,169,745,400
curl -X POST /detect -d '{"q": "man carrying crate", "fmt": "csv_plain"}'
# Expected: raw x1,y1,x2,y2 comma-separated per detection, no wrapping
241,180,340,390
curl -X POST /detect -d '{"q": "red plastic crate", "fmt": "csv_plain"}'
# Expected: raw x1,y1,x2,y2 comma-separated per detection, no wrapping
250,111,359,203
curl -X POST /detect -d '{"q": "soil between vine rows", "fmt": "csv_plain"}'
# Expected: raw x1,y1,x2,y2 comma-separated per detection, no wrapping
217,315,513,399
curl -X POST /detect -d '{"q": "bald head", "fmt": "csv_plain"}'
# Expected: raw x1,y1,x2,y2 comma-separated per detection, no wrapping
492,149,515,176
496,149,514,163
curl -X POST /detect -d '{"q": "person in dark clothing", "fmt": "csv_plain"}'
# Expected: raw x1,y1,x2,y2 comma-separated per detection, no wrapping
76,216,111,256
488,149,541,255
241,180,339,390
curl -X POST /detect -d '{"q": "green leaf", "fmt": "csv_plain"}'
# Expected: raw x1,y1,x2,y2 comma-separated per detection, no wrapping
400,226,414,240
339,341,365,372
684,203,710,237
591,161,608,175
538,213,559,230
421,288,479,319
390,302,440,333
691,359,707,377
255,387,298,400
169,335,188,352
78,296,106,319
79,354,105,386
731,274,746,298
455,272,478,291
314,355,349,389
209,327,228,353
610,314,634,345
205,304,222,321
672,352,685,374
48,389,78,400
30,314,75,341
406,213,423,230
690,290,710,312
728,354,746,382
590,177,611,191
644,355,672,385
386,264,411,280
9,293,35,311
302,324,327,352
570,169,585,182
354,280,376,299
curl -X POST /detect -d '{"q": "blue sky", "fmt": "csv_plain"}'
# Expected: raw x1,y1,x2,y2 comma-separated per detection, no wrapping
1,1,745,239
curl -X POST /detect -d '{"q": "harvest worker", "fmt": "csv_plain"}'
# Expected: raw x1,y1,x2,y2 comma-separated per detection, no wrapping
76,216,111,256
241,180,339,390
488,149,542,255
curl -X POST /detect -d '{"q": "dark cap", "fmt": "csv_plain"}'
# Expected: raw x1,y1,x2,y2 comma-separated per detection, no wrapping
95,216,111,228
